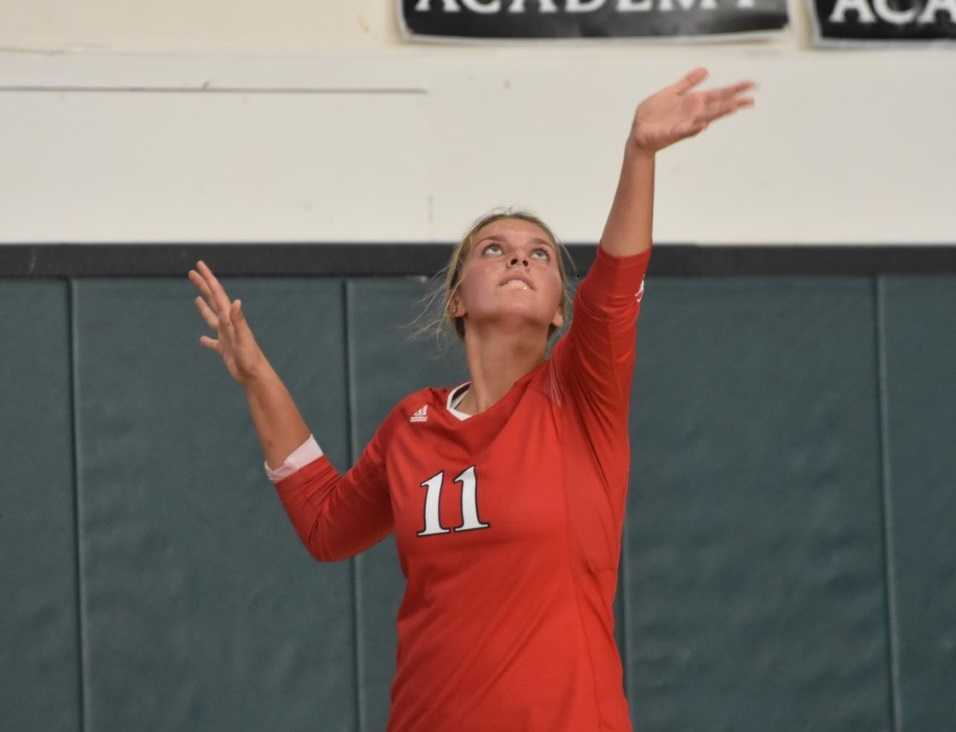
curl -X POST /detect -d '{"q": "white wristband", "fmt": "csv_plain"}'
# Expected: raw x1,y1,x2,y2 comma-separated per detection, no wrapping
264,434,324,483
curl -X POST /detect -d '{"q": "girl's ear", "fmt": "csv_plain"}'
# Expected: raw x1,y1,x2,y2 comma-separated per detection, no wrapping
450,294,466,318
551,306,564,330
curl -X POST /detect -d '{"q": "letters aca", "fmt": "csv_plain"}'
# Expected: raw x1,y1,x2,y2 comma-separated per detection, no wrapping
828,0,956,25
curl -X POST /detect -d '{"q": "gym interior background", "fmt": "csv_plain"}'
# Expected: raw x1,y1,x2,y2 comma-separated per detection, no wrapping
2,2,954,731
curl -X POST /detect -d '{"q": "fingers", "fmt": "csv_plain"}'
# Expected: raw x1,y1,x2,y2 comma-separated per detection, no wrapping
188,267,221,323
228,300,244,335
673,67,709,96
707,98,751,125
701,79,755,102
723,80,757,96
194,260,233,318
216,299,245,352
189,260,242,337
192,286,226,353
189,262,243,358
704,80,755,105
707,81,757,107
700,81,755,124
194,293,218,330
198,334,222,354
230,300,261,355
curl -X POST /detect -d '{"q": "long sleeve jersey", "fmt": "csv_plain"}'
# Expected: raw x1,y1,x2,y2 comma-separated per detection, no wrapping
269,245,651,731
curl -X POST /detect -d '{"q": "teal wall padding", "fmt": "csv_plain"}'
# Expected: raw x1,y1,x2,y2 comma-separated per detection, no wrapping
71,277,354,732
2,272,953,732
625,279,891,732
880,276,956,732
0,281,80,732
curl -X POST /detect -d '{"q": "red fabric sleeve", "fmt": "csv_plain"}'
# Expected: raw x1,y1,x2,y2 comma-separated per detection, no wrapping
550,245,651,440
272,422,393,562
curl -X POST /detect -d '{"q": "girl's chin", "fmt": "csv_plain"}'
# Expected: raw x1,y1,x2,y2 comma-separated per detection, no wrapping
463,311,553,332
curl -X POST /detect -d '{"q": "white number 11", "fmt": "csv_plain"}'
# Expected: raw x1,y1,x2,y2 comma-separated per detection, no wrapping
417,465,491,536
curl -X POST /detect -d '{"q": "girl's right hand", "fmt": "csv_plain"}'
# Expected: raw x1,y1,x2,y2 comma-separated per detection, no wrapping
188,260,269,386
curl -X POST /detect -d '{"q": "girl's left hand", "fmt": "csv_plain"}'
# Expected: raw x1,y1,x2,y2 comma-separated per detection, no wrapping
629,67,756,155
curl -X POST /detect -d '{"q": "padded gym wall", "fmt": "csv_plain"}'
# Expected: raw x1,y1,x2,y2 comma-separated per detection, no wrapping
1,269,953,732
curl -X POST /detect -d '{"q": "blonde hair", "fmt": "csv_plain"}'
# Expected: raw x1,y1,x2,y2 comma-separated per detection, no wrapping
406,207,576,354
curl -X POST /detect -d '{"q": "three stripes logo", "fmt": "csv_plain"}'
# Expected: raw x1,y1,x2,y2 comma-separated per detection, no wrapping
410,405,429,423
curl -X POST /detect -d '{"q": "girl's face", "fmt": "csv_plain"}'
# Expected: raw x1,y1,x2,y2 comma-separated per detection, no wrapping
450,218,565,337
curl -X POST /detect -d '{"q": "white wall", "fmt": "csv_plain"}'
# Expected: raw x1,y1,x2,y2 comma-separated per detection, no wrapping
0,1,953,244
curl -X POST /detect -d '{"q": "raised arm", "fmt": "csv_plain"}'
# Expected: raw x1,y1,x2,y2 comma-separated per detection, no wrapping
549,69,757,469
599,67,756,259
188,259,392,562
189,260,311,468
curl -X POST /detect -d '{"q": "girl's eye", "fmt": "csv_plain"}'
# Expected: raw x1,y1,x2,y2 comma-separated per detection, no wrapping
481,242,551,261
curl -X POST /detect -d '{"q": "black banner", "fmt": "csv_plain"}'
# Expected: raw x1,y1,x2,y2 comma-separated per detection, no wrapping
399,0,788,39
809,0,956,44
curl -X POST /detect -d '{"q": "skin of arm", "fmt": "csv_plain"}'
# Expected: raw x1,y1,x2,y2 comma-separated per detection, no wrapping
598,141,655,259
242,360,312,472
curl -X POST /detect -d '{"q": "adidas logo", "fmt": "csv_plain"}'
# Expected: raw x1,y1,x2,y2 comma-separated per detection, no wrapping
635,278,645,303
409,405,429,423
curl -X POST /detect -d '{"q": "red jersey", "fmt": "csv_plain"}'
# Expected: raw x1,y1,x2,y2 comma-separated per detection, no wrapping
273,245,651,731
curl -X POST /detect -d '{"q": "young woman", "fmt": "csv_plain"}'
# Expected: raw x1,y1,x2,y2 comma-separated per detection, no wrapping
188,66,755,732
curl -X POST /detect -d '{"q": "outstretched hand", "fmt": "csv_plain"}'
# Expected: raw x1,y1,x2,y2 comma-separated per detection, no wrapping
188,260,269,387
629,67,756,155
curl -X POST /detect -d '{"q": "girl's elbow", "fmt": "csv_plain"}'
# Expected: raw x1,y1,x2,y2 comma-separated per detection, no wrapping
305,530,354,563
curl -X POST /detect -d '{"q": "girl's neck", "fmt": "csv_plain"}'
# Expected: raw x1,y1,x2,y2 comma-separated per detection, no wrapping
456,326,547,416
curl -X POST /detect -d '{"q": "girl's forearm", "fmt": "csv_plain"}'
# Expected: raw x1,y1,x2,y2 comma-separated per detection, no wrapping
242,361,312,471
598,139,655,259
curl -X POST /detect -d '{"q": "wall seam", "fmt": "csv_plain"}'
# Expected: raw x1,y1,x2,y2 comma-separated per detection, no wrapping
344,279,366,732
875,275,903,732
620,513,631,707
67,278,87,732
